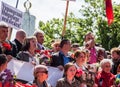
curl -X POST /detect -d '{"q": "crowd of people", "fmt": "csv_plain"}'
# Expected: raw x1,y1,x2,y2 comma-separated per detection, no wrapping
0,21,120,87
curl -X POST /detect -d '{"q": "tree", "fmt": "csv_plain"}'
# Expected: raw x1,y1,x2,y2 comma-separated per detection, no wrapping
38,0,120,50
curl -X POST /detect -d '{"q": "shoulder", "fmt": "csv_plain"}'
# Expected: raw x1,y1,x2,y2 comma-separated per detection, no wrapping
95,46,105,51
57,78,65,82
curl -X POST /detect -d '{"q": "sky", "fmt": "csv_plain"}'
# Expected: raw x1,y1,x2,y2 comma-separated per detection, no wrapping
0,0,120,40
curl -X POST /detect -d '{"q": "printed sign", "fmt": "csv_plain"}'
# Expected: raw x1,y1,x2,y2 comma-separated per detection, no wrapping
0,1,23,29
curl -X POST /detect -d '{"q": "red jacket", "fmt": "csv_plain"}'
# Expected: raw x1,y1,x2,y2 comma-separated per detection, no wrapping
95,71,115,87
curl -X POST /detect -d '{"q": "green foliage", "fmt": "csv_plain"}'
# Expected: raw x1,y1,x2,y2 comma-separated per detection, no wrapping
38,0,120,50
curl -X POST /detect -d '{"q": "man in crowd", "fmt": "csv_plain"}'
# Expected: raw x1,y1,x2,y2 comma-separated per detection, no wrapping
12,29,26,57
0,21,15,60
51,39,74,70
33,30,45,50
83,32,106,64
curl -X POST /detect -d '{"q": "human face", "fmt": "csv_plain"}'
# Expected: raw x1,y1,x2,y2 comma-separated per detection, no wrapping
111,52,119,60
64,41,71,51
53,44,60,52
36,33,44,44
76,52,87,64
102,62,111,73
85,33,94,42
0,28,8,42
85,33,95,48
66,65,77,79
21,33,26,43
0,62,7,72
30,38,37,50
36,68,48,82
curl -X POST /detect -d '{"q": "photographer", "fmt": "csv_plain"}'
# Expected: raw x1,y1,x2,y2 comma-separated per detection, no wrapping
83,32,106,64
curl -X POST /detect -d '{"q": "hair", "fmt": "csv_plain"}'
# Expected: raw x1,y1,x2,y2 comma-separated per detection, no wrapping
0,21,8,28
64,62,76,76
71,43,79,48
59,39,70,48
16,29,26,38
84,32,94,40
22,36,36,51
110,47,120,55
0,54,8,66
51,39,61,48
34,65,48,78
100,59,113,68
33,30,44,37
74,50,87,59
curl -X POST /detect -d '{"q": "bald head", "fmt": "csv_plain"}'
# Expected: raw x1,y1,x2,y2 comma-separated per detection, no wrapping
15,29,26,43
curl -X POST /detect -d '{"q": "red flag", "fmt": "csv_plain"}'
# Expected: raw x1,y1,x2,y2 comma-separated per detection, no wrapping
105,0,114,25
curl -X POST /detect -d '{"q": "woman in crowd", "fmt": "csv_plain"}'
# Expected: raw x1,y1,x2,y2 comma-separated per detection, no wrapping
16,36,38,65
33,65,51,87
74,50,97,87
95,59,115,87
56,62,81,87
110,47,120,75
0,54,8,74
51,39,60,54
74,50,87,70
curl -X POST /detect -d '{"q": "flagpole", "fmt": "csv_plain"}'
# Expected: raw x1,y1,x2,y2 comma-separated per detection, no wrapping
62,0,69,39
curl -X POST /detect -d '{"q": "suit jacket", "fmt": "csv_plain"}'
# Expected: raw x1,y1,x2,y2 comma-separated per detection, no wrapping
12,39,22,55
51,51,74,67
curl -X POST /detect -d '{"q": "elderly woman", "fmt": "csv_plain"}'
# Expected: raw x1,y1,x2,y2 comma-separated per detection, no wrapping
16,36,38,65
33,65,51,87
0,54,8,74
95,59,115,87
56,62,81,87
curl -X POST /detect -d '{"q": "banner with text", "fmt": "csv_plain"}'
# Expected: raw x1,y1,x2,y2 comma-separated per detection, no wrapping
7,59,63,87
0,1,23,29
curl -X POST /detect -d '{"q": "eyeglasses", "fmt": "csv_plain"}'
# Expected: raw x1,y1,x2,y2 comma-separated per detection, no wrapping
36,71,48,74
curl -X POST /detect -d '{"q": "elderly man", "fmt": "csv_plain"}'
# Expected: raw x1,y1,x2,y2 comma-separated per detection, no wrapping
33,30,45,50
0,21,15,60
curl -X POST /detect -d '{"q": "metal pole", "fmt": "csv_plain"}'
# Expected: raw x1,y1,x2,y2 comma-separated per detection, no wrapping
16,0,19,8
62,0,69,39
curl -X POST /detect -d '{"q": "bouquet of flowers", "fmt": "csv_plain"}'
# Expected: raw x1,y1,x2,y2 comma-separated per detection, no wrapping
2,42,12,51
75,64,96,87
0,69,15,87
35,50,51,65
0,69,38,87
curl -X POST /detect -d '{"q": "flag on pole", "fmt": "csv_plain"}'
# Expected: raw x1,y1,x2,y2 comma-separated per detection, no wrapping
105,0,114,25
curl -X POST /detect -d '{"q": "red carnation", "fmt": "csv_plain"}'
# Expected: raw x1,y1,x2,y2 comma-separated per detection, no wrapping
2,42,11,50
75,69,83,77
35,49,41,53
